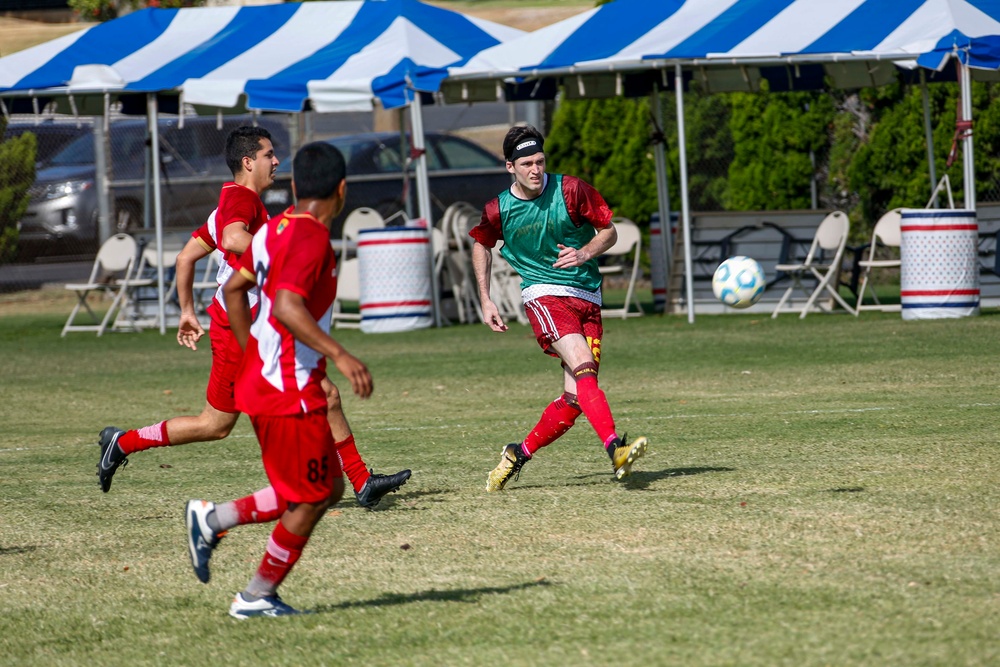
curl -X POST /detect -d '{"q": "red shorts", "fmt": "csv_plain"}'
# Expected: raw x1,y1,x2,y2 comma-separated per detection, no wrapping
250,408,341,504
524,295,603,364
206,320,242,413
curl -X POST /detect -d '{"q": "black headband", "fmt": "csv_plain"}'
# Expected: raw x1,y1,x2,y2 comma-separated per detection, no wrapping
508,138,543,163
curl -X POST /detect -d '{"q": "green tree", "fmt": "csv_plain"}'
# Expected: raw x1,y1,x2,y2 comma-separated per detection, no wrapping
661,84,734,212
725,87,834,211
69,0,205,22
547,96,660,223
0,118,37,263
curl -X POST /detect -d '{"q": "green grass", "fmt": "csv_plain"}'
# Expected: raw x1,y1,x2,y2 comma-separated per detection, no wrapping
1,307,999,666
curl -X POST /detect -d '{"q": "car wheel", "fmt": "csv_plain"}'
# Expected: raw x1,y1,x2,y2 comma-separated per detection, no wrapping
114,201,142,234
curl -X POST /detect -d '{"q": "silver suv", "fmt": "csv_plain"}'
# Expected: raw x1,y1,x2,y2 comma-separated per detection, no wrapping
17,115,290,258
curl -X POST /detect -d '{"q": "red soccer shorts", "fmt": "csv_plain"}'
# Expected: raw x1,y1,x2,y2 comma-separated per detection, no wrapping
250,408,342,504
524,295,603,363
206,321,242,413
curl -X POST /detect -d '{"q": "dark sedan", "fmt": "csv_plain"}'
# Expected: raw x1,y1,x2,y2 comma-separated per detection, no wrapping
262,132,511,236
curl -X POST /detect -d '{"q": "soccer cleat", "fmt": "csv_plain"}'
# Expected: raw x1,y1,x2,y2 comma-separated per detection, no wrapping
608,434,648,480
97,426,128,493
185,499,226,584
355,469,411,508
229,592,301,620
486,443,530,492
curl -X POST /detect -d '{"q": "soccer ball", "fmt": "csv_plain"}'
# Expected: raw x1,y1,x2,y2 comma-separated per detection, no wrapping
712,256,766,309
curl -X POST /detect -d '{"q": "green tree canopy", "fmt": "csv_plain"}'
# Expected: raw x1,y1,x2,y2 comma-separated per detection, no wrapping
0,118,37,262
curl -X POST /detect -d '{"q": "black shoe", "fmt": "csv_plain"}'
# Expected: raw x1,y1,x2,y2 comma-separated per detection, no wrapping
355,469,411,508
97,426,128,493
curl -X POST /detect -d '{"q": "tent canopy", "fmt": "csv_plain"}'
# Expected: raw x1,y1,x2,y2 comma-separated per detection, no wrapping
443,0,1000,323
0,0,523,114
445,0,1000,101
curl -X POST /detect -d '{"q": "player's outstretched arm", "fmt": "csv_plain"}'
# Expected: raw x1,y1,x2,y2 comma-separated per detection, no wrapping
273,289,373,399
175,236,210,349
472,241,507,332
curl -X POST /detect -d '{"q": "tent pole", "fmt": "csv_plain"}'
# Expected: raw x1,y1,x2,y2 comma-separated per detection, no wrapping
147,93,166,334
408,92,442,327
960,59,976,210
94,95,111,245
920,70,939,208
674,64,694,324
650,84,672,297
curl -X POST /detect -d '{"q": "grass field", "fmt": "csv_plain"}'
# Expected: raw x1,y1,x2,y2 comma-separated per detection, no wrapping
2,303,999,666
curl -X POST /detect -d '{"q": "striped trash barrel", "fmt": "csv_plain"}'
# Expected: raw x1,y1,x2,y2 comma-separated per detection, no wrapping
899,208,979,320
357,227,433,333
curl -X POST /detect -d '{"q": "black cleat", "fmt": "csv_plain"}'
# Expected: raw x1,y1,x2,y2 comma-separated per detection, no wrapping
355,469,411,508
97,426,128,493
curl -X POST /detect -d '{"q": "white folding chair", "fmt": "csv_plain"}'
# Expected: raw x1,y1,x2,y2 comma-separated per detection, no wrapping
112,246,177,331
62,233,142,336
332,256,362,329
341,207,384,259
771,211,856,318
855,209,902,314
600,217,644,319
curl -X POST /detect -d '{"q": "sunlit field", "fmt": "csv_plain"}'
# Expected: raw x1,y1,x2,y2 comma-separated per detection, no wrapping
1,305,998,666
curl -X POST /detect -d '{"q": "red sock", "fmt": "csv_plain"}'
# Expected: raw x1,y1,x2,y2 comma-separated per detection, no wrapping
522,393,582,457
246,520,308,599
214,487,288,531
336,435,370,492
573,364,617,445
117,421,170,455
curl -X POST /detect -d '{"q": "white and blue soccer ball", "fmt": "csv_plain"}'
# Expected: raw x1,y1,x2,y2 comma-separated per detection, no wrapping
712,256,766,309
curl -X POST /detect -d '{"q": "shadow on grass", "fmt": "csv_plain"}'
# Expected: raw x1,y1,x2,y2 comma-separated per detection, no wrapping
619,466,736,490
0,545,38,556
311,578,553,613
509,465,735,491
363,487,452,510
826,486,865,493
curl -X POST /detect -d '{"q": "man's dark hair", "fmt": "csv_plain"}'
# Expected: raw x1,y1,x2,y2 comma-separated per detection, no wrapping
503,124,544,162
293,142,346,200
225,126,272,177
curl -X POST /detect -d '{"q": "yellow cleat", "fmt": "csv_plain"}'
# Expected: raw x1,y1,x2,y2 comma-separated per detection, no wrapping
486,443,530,492
610,434,648,479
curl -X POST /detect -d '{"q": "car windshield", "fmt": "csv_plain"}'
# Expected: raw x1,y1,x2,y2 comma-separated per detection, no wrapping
47,133,94,166
46,126,167,170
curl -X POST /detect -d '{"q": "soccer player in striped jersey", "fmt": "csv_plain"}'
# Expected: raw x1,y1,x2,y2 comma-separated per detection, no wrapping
217,141,363,618
470,125,648,491
96,126,409,511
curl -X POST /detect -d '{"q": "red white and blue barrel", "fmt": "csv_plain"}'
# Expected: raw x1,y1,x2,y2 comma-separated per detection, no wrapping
357,227,432,333
899,208,979,320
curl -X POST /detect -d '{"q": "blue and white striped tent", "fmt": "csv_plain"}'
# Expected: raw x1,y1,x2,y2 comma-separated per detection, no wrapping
0,0,523,331
447,0,1000,322
449,0,1000,93
0,0,523,112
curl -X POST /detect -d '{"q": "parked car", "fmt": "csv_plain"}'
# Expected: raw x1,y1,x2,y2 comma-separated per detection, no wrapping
16,115,290,257
2,119,92,167
262,132,512,236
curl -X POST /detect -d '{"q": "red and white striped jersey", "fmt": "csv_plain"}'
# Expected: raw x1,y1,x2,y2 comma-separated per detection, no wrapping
233,210,339,416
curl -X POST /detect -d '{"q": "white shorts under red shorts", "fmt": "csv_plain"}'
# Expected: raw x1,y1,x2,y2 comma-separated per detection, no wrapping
206,321,242,413
524,295,603,363
250,408,342,504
